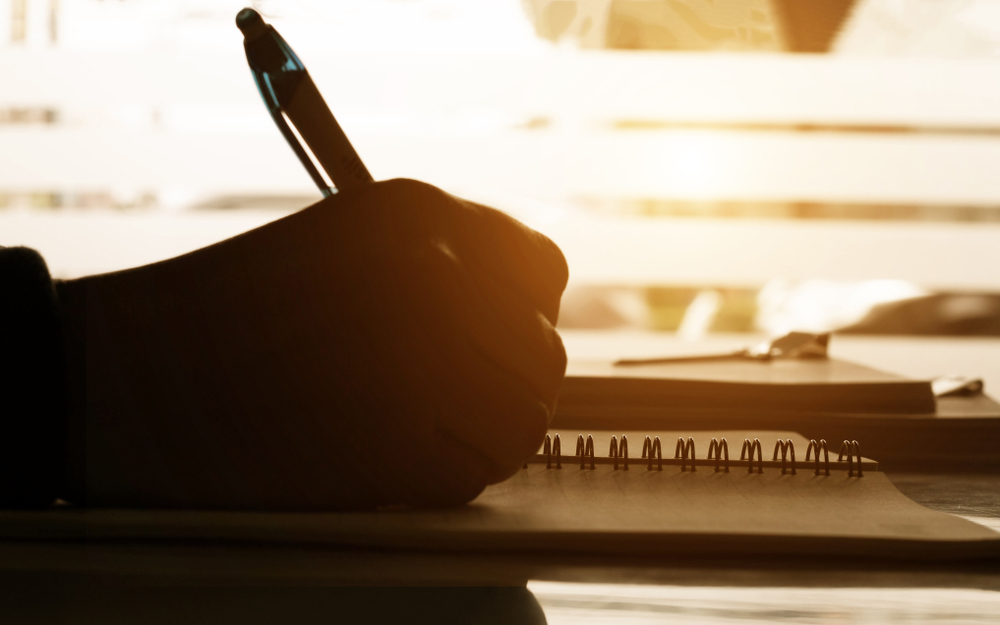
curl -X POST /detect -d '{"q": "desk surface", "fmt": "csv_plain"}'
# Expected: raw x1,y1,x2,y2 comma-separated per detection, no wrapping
3,471,999,623
4,333,1000,621
6,334,1000,620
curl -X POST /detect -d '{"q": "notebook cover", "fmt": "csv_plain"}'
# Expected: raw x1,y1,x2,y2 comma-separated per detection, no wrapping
561,357,937,415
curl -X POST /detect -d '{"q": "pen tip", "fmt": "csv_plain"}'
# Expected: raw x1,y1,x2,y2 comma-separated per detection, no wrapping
236,8,267,40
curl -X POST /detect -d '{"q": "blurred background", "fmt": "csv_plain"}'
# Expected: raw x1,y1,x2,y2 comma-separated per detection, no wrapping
4,0,1000,384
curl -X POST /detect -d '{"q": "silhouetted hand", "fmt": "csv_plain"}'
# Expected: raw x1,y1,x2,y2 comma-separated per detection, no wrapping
59,179,568,510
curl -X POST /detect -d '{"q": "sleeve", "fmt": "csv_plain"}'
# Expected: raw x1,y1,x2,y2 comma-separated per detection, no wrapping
0,246,69,508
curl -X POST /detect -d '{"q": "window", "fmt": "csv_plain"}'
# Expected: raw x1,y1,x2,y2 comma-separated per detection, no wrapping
4,1,1000,368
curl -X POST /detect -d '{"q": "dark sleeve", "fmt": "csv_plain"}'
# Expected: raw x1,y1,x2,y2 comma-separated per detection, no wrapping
0,246,69,508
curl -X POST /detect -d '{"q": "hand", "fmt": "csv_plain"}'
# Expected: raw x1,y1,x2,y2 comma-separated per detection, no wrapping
60,179,568,510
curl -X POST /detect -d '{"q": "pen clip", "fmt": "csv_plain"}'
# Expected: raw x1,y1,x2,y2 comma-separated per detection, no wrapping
249,66,333,198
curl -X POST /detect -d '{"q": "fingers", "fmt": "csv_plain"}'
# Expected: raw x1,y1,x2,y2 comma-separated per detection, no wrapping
440,241,567,405
448,198,569,327
390,245,559,468
349,410,495,508
431,347,552,471
331,179,570,326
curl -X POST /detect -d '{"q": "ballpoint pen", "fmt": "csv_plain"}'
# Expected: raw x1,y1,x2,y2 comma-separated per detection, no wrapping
236,8,374,196
614,332,830,366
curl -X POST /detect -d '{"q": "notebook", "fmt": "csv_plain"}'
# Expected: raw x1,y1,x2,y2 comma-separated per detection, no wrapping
557,361,1000,470
3,431,997,562
561,358,937,416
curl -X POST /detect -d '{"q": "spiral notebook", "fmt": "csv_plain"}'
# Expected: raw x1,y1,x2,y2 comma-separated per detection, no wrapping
3,430,998,562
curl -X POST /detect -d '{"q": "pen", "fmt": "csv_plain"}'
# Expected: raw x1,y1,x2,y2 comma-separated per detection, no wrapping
613,332,830,366
236,8,374,196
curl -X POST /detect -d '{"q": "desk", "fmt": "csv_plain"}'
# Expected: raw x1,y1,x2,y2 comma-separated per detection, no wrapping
3,333,998,621
2,472,999,623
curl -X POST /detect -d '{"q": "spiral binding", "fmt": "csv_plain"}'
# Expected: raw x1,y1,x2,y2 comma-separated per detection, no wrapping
838,440,863,477
576,434,595,470
543,433,562,469
674,437,697,472
772,439,796,475
642,436,663,471
805,439,830,476
707,437,730,473
609,435,629,470
528,434,868,476
740,438,764,474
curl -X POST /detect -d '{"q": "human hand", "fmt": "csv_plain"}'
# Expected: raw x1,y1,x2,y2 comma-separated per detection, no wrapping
62,179,568,510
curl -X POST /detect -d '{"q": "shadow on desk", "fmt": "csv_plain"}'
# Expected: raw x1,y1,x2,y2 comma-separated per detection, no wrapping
2,584,547,625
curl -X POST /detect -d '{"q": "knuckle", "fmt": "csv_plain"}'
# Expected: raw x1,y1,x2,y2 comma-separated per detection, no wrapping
538,233,570,291
380,178,450,211
548,323,568,373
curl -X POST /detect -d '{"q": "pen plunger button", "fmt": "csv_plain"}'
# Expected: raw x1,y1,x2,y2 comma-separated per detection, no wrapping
236,8,268,42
